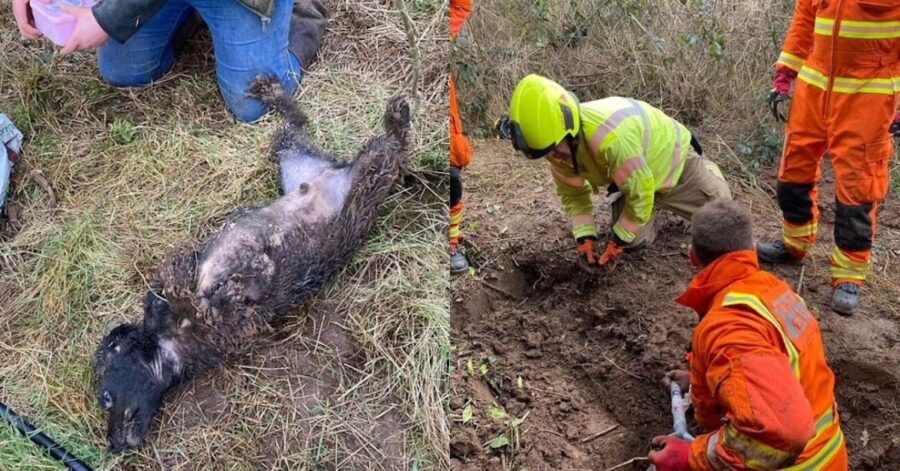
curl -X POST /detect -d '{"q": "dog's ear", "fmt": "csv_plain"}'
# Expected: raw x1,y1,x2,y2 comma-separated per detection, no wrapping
94,323,140,378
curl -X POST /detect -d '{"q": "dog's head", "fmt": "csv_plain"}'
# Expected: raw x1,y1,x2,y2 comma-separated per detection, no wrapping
94,310,180,451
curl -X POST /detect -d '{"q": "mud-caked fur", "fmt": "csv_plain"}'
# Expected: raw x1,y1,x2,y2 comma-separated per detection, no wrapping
94,76,411,451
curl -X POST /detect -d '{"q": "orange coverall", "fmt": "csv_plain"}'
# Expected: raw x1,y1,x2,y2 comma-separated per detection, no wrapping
774,0,899,286
449,0,473,246
676,250,847,470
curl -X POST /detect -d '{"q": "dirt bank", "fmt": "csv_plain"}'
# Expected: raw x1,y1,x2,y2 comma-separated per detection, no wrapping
450,140,900,470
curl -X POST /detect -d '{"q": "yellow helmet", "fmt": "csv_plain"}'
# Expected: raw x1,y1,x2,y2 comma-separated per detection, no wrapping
508,74,580,159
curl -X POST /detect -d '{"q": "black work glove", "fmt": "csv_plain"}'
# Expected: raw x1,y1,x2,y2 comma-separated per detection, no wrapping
767,89,790,123
494,115,511,140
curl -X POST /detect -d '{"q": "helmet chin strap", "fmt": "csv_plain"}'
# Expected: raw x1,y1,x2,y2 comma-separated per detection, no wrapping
567,93,582,174
567,134,580,174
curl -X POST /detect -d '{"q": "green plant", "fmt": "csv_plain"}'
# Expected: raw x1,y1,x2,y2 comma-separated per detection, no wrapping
108,119,137,145
735,121,784,175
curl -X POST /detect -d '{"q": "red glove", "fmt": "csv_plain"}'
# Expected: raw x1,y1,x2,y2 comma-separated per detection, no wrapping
771,68,797,96
598,240,625,267
648,435,690,471
768,68,797,123
576,237,598,264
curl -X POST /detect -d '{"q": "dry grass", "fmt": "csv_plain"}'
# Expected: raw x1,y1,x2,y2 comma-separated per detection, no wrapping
0,0,449,469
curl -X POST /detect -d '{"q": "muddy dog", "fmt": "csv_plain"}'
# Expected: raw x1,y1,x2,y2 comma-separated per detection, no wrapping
93,77,410,451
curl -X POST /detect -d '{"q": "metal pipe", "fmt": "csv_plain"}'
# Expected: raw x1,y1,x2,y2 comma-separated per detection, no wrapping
670,382,694,442
0,401,93,471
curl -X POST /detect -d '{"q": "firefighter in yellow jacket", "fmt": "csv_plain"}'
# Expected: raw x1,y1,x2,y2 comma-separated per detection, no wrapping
504,74,732,266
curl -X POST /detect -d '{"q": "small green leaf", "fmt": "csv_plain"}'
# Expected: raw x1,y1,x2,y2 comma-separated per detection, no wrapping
479,363,489,376
462,404,474,424
516,376,524,389
511,416,526,427
468,266,476,277
467,359,475,376
489,435,510,449
488,407,507,420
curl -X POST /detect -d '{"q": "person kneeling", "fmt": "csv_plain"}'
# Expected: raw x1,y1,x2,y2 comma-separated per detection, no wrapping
648,199,847,470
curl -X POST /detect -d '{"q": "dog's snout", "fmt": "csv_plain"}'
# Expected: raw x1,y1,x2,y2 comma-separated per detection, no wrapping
107,437,124,453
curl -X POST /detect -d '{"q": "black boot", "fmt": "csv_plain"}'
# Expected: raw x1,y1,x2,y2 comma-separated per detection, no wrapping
450,243,469,274
831,283,859,316
756,240,803,265
289,0,329,70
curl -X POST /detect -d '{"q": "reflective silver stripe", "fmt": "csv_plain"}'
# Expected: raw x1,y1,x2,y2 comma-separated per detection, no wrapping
706,431,734,470
589,106,642,155
815,409,833,432
789,429,845,471
722,423,798,469
664,119,683,188
625,98,650,155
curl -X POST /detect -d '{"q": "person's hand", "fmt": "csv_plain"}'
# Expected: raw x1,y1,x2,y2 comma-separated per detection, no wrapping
648,435,690,471
13,0,47,39
767,89,790,123
768,68,796,123
663,369,690,393
598,239,625,268
576,236,599,265
59,4,109,55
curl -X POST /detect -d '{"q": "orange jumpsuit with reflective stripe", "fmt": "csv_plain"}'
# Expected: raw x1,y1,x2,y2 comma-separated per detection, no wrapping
775,0,899,285
676,251,847,470
449,0,472,245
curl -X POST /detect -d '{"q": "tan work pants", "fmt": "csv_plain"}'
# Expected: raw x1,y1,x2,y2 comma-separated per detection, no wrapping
611,150,731,247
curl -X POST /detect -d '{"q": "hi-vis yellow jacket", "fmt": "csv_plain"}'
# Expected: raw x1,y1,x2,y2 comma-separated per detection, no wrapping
547,97,693,244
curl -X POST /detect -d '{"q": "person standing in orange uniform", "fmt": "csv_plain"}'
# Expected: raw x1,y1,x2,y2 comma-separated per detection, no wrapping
648,200,847,471
758,0,899,316
449,0,473,273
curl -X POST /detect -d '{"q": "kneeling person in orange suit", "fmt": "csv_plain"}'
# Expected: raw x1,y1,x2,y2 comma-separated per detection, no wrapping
504,74,731,269
648,199,847,471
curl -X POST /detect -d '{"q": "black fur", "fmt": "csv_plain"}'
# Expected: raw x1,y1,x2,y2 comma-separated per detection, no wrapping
94,76,411,451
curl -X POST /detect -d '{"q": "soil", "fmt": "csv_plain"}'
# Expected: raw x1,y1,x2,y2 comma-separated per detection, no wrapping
450,140,900,471
142,297,407,470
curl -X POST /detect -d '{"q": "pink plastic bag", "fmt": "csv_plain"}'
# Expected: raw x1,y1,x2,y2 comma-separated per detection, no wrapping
31,0,97,47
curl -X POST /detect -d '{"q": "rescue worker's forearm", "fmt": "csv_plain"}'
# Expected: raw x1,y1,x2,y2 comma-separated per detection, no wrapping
92,0,169,43
689,347,815,469
688,426,809,471
550,167,596,239
776,0,815,73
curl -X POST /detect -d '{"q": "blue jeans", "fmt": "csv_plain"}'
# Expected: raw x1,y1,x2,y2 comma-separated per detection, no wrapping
98,0,301,122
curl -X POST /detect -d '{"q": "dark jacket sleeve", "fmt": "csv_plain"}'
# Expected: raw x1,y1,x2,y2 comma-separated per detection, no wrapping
92,0,170,43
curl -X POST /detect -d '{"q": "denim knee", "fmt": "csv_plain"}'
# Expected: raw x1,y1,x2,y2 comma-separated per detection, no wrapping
224,95,268,123
98,47,174,88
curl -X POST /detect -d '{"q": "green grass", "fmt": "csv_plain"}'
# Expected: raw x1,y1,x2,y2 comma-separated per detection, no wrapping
0,0,450,469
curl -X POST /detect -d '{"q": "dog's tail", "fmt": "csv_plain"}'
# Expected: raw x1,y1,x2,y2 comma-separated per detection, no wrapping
246,75,307,129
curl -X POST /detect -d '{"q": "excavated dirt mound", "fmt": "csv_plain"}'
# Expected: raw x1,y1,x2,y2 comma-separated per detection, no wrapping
450,140,900,471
